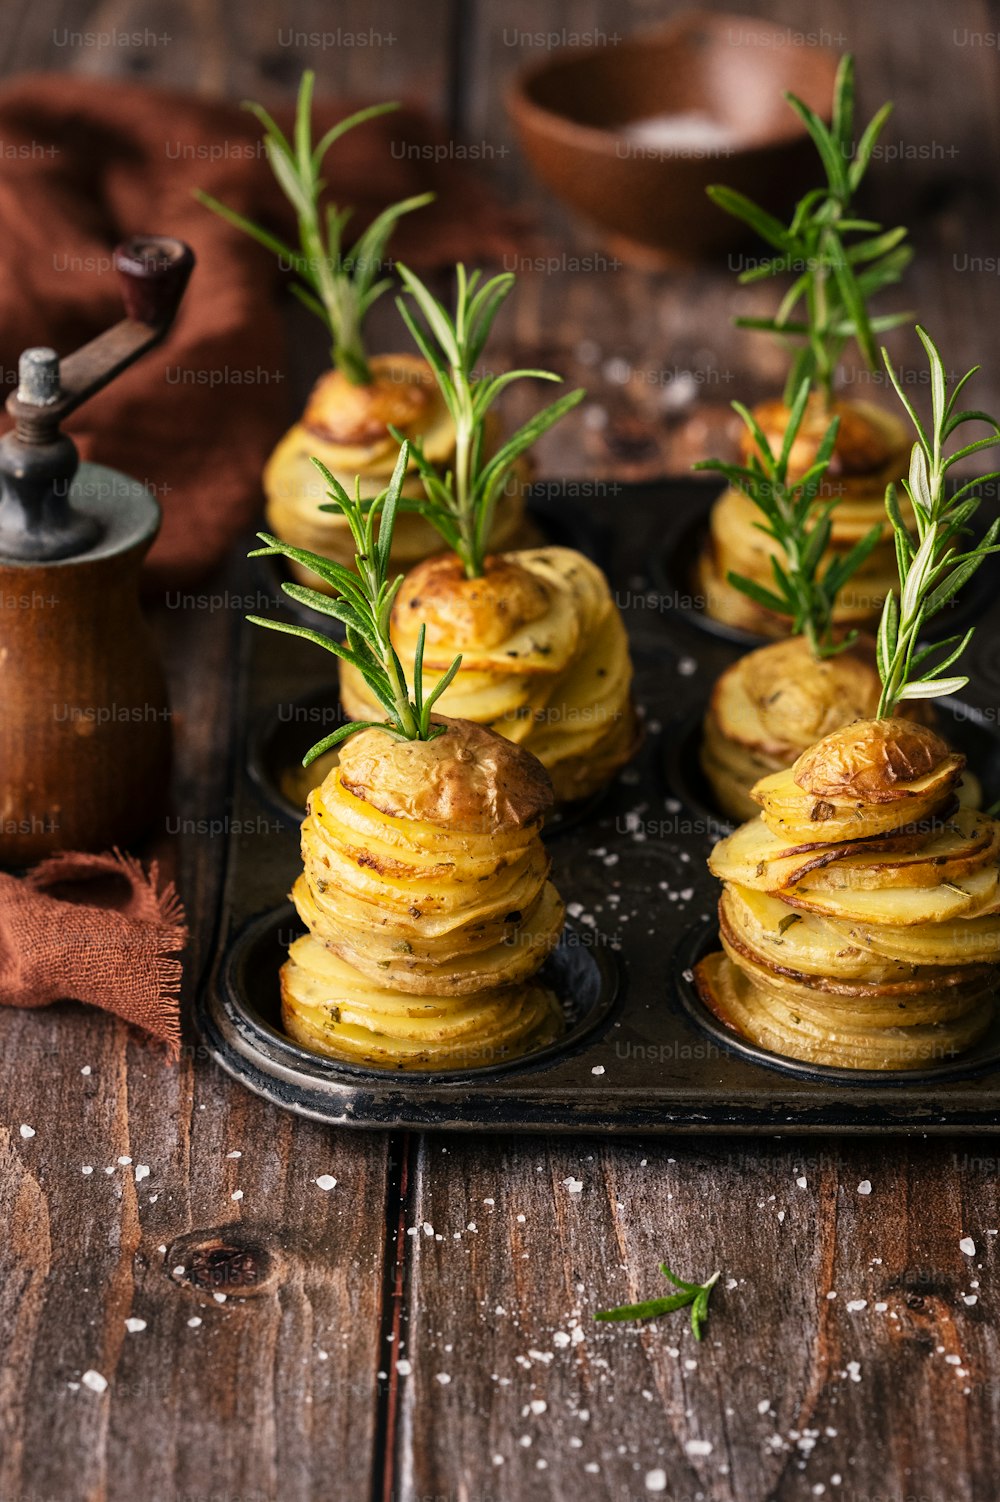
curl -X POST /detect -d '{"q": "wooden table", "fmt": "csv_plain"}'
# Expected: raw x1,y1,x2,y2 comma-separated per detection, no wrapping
3,3,1000,1499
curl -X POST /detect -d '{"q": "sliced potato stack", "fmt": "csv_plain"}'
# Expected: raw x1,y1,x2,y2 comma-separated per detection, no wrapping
340,546,640,804
696,718,1000,1069
282,718,566,1070
701,635,929,822
697,398,909,637
264,354,528,581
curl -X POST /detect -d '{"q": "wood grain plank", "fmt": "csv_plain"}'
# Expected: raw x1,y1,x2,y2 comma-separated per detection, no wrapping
395,1133,1000,1502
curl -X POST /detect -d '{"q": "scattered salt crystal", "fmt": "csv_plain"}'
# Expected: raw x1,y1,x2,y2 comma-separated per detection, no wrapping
19,1124,34,1139
135,1165,150,1183
81,1066,91,1076
315,1175,337,1192
530,1399,547,1415
685,1439,713,1457
81,1370,107,1393
846,1299,867,1312
172,1265,186,1277
187,1317,202,1328
592,1065,606,1076
213,1292,227,1303
874,1301,888,1313
857,1180,872,1195
435,1372,451,1385
397,1359,412,1376
117,1156,132,1166
231,1189,243,1201
796,1177,807,1189
826,1291,837,1300
226,1150,242,1159
846,1361,862,1382
963,1294,979,1306
757,1399,771,1415
82,1166,93,1176
945,1354,961,1366
563,1177,584,1194
960,1236,977,1256
645,1470,667,1492
725,1277,738,1290
125,1317,146,1333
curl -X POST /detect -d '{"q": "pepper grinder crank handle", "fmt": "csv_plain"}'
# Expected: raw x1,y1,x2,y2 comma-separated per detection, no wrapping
0,235,195,561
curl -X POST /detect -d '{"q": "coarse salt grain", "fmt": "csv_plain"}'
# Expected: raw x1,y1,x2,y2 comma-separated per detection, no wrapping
81,1370,107,1393
563,1177,584,1194
857,1180,872,1195
135,1165,150,1183
645,1470,667,1492
19,1124,34,1139
960,1237,977,1256
124,1317,146,1333
315,1175,337,1191
685,1440,713,1457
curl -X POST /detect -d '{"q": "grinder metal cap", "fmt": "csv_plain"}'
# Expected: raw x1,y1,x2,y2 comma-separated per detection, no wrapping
0,235,195,562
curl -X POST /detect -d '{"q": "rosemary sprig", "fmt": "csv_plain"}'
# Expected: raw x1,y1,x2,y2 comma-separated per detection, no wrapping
196,71,432,385
247,441,462,762
708,54,912,406
694,378,883,656
392,263,585,577
595,1263,721,1342
875,329,1000,717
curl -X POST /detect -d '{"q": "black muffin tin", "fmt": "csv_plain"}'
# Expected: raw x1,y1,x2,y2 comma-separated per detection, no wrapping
197,478,1000,1133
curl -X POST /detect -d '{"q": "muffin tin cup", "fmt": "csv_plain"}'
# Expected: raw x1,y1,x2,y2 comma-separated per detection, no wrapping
197,481,1000,1133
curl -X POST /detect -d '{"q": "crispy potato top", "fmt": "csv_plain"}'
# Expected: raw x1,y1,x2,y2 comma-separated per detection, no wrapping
303,353,435,447
792,716,957,802
394,552,552,652
742,395,906,481
337,717,554,833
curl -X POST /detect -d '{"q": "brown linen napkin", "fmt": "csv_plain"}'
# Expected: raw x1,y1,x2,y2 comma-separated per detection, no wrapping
0,73,524,587
0,850,187,1055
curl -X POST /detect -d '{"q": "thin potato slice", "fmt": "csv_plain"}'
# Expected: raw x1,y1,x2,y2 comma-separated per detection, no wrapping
718,930,987,1026
282,934,563,1070
779,864,1000,927
797,811,999,891
695,951,993,1070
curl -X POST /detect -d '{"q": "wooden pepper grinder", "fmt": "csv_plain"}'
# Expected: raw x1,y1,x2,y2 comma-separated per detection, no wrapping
0,236,195,865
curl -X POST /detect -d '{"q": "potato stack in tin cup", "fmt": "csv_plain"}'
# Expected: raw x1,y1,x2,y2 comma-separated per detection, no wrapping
696,331,1000,1070
249,444,566,1072
199,73,529,582
338,265,640,806
693,56,935,822
697,55,913,643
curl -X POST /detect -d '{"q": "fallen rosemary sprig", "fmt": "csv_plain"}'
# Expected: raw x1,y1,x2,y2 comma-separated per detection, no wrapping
694,378,883,656
392,263,585,578
876,328,1000,717
247,441,461,762
196,71,432,385
708,54,912,406
595,1263,720,1342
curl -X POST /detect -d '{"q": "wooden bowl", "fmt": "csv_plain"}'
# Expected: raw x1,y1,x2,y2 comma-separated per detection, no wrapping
506,11,840,266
